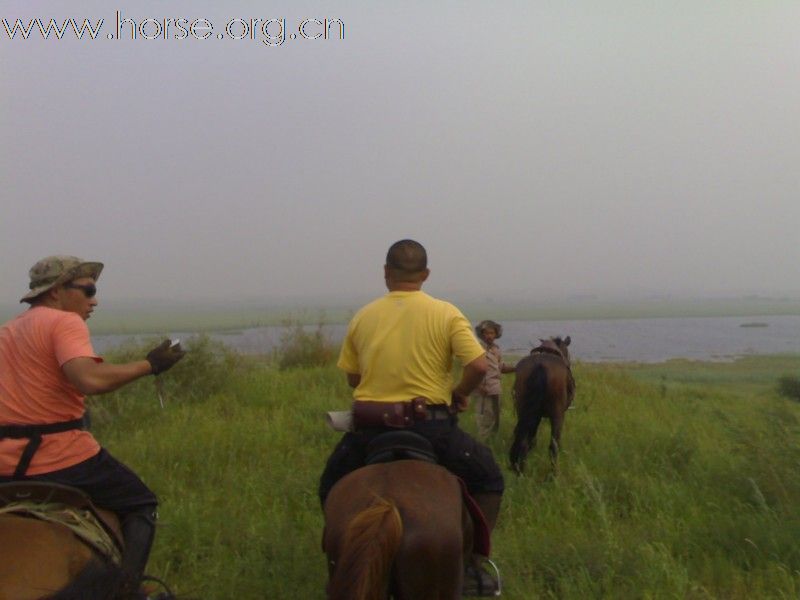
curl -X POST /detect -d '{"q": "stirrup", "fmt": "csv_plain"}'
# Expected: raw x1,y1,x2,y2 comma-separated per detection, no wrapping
463,557,502,597
140,574,176,600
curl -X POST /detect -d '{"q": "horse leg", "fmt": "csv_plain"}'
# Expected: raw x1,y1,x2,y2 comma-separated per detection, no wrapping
394,540,463,600
393,504,464,600
509,414,541,474
549,413,564,469
509,422,526,474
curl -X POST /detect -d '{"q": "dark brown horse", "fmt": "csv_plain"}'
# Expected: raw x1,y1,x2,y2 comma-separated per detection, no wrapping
509,336,575,474
323,459,472,600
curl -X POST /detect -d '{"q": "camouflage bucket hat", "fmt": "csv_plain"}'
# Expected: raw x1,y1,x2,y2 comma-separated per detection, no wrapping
20,255,104,303
475,319,503,339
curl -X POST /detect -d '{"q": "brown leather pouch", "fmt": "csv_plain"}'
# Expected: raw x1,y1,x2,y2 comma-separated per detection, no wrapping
352,401,413,429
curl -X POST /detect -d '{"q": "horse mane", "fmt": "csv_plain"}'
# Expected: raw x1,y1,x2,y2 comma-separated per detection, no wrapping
328,495,403,600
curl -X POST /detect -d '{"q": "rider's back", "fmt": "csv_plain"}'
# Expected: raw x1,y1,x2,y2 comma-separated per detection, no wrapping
340,290,481,404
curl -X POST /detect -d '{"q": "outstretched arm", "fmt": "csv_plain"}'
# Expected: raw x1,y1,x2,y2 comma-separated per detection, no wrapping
62,339,185,395
63,357,152,395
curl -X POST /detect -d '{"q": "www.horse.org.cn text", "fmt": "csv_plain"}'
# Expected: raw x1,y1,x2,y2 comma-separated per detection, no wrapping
1,12,345,47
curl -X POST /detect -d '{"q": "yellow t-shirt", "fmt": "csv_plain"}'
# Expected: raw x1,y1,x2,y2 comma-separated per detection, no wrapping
337,291,485,405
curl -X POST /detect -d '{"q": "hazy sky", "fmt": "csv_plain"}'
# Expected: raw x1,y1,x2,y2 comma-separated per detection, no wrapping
2,1,799,307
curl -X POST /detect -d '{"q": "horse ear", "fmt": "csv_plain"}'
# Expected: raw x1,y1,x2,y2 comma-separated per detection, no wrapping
564,336,571,346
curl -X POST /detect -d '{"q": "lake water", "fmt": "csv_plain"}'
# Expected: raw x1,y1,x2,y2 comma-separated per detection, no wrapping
92,315,800,363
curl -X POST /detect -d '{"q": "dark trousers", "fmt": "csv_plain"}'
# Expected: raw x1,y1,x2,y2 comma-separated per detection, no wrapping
319,417,504,505
0,448,157,518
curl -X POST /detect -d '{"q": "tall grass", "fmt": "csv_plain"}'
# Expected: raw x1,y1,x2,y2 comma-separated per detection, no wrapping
273,319,336,370
85,350,800,599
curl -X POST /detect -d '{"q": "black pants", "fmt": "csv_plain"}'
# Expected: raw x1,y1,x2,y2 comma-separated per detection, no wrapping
0,448,157,518
319,417,504,505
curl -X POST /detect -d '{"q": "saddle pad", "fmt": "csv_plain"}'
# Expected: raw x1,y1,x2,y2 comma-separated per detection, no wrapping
0,501,122,565
456,478,491,557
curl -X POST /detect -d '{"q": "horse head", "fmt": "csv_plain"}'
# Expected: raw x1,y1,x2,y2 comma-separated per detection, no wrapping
552,336,571,364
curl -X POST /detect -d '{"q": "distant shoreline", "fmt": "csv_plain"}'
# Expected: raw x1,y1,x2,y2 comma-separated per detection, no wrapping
91,314,800,364
2,296,799,336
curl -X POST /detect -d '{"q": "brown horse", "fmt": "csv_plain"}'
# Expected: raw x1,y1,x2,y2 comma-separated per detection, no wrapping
0,514,129,600
323,459,472,600
0,482,155,600
509,336,575,474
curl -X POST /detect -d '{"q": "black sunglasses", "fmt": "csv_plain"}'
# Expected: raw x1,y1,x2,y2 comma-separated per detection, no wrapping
64,282,97,298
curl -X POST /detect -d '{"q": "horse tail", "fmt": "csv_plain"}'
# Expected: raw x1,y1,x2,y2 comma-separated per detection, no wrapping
517,363,547,426
510,362,548,467
328,495,403,600
524,362,548,416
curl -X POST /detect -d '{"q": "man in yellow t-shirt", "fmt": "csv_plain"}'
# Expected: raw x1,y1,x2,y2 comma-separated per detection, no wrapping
318,240,504,555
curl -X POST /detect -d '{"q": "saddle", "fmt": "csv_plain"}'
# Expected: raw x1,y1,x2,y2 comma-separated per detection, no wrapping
362,431,491,557
0,481,123,564
531,340,568,362
530,342,576,401
365,430,437,464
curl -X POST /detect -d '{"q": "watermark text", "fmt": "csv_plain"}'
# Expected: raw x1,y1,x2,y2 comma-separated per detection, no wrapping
2,12,345,47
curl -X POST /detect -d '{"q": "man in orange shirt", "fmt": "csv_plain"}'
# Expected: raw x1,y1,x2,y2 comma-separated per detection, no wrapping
0,256,185,590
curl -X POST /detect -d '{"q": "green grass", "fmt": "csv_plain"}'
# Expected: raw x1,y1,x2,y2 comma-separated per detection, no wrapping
86,347,800,599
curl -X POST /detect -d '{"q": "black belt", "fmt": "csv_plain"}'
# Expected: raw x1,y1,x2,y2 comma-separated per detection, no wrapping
0,416,87,479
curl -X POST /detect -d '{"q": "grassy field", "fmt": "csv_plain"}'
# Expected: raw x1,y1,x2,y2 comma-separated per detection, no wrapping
88,340,800,599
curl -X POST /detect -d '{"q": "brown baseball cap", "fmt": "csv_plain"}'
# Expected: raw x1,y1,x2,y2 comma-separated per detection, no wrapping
20,255,104,303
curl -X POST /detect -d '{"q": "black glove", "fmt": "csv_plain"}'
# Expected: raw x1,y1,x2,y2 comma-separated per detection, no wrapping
146,339,186,375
